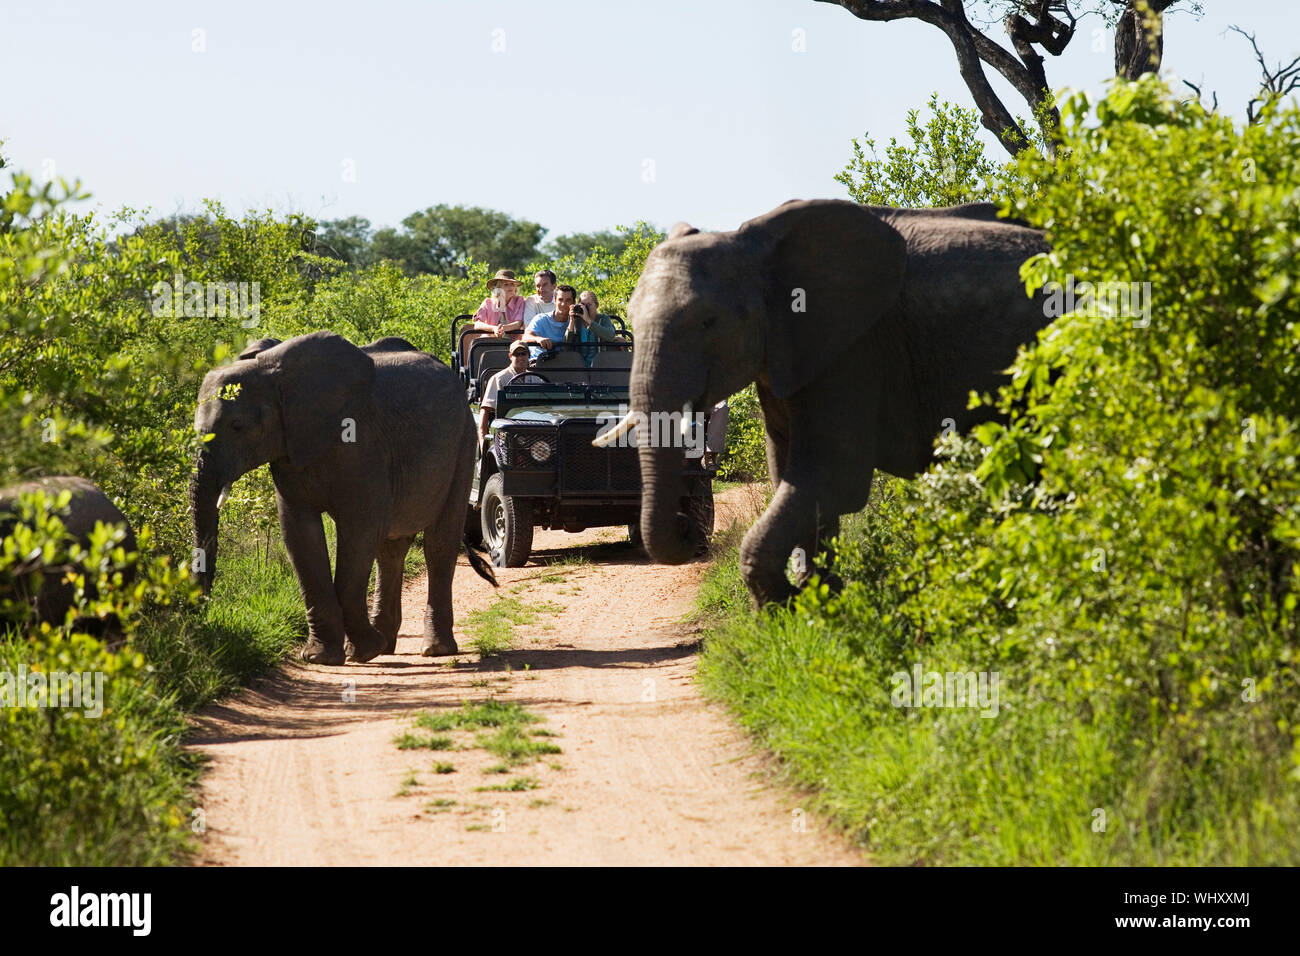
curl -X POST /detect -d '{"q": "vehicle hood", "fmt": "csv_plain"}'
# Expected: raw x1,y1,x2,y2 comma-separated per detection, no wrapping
503,404,628,425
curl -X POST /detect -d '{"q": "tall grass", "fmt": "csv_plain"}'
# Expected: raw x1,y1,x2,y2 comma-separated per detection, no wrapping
695,509,1300,865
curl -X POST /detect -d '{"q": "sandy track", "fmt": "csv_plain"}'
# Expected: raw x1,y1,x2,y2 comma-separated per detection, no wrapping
189,488,862,866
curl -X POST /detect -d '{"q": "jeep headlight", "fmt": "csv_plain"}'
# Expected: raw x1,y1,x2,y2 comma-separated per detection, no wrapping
528,439,553,463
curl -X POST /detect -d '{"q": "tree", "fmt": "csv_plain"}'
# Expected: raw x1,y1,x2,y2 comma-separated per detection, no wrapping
541,229,631,263
835,93,1007,205
815,1,1202,155
371,204,546,277
313,215,375,267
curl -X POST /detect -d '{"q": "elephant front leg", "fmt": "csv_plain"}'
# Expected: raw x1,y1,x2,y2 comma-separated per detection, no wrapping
334,523,389,664
796,513,843,593
279,506,347,665
372,535,413,655
740,480,845,607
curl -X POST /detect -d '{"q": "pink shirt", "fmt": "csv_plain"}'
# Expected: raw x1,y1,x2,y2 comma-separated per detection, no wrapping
474,295,526,327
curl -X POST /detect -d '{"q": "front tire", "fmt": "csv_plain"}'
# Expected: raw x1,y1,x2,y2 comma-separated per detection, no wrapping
481,473,533,568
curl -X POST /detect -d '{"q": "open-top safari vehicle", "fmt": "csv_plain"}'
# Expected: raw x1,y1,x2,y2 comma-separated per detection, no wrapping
451,315,716,567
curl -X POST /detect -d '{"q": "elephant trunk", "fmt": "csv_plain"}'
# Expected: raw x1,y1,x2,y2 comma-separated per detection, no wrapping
191,451,225,595
638,441,694,565
633,353,697,566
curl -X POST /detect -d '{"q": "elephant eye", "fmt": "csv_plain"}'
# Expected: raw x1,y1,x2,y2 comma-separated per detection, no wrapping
229,419,245,433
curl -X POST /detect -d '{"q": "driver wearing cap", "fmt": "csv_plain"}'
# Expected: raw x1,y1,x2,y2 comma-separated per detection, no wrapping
479,339,546,444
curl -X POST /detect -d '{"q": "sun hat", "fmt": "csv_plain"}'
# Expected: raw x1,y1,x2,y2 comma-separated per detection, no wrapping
487,269,521,290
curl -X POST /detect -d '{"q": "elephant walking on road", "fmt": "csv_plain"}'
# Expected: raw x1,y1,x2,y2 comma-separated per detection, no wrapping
605,199,1050,606
191,332,496,665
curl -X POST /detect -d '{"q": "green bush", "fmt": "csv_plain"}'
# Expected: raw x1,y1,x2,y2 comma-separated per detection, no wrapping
717,384,768,483
699,78,1300,865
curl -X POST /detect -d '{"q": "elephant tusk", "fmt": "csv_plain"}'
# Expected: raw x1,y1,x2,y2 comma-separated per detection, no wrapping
592,411,637,448
593,413,636,447
216,484,233,510
680,402,693,442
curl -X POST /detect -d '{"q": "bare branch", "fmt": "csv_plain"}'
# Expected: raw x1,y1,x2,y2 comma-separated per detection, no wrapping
817,0,1053,154
1181,78,1217,113
1228,25,1300,125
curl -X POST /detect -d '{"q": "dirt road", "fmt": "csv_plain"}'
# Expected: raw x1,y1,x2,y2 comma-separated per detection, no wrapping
190,488,862,865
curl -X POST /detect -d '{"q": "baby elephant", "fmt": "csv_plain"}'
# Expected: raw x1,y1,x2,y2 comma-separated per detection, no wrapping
0,475,137,641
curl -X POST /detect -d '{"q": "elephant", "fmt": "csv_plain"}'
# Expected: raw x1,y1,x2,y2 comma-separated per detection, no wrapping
603,198,1050,606
191,331,497,666
0,475,137,641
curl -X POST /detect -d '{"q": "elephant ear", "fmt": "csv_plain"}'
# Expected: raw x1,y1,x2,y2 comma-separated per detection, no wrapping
257,332,375,466
749,200,906,399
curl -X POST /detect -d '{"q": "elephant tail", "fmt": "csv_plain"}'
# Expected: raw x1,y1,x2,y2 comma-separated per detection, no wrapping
464,535,499,587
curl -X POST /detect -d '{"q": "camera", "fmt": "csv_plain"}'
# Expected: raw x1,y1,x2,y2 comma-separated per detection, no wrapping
571,304,585,317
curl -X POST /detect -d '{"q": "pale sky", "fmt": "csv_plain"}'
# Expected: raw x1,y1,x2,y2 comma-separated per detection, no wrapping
2,0,1295,237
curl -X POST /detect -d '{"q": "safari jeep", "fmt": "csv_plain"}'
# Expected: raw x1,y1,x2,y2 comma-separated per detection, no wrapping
451,315,716,567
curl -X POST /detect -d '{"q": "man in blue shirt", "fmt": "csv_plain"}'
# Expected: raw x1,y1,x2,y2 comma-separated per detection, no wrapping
522,284,579,362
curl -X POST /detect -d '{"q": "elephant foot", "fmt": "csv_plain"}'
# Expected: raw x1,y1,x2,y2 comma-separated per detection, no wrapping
302,639,346,666
345,628,388,664
742,565,798,608
420,634,459,657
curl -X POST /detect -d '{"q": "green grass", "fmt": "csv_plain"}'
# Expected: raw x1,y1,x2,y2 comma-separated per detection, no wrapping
478,725,563,765
476,776,540,792
0,534,308,865
413,698,538,732
432,761,456,774
399,699,561,785
393,732,454,751
132,539,306,711
695,509,1300,866
461,597,563,655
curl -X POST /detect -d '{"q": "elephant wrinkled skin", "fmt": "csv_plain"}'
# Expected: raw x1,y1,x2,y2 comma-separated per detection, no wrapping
625,199,1050,606
191,332,496,665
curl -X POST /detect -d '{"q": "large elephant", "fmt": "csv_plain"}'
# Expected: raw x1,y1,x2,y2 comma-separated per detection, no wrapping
191,332,496,665
607,199,1050,606
0,475,137,640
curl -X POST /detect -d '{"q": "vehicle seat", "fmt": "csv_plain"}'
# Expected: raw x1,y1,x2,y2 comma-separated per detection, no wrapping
528,350,585,386
589,349,632,387
461,333,488,366
469,339,512,383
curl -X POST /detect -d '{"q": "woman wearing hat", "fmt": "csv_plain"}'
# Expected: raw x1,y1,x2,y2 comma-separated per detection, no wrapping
473,269,527,336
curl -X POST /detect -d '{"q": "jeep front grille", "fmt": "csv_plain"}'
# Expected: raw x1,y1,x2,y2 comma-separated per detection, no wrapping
559,423,641,492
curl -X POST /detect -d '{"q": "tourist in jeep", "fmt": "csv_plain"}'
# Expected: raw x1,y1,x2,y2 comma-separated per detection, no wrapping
479,339,545,444
522,284,579,361
472,269,526,336
522,269,558,325
574,290,620,365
